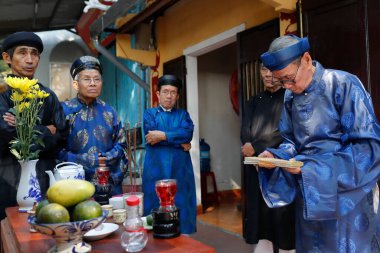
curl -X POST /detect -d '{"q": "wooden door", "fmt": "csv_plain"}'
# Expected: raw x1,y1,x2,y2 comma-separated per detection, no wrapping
302,0,380,118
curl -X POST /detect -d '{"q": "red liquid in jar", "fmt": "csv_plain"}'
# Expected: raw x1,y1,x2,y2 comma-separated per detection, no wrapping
155,182,177,207
97,168,110,185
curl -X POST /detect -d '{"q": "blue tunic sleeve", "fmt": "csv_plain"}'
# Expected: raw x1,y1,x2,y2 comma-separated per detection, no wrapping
143,108,194,146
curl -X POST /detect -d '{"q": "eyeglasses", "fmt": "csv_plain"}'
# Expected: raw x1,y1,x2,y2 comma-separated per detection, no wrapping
160,90,178,96
272,62,301,87
79,77,102,84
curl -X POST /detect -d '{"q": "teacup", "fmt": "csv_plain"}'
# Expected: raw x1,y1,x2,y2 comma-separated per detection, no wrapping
113,209,127,224
101,204,113,218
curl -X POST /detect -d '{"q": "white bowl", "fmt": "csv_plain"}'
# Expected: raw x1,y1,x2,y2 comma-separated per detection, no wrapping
84,223,119,241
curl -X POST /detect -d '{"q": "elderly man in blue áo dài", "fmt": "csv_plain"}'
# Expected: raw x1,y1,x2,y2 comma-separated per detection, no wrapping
58,56,128,195
257,35,380,253
142,74,196,234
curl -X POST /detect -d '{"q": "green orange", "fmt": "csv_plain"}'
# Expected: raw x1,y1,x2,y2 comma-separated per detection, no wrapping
36,203,70,224
72,200,102,221
35,199,50,216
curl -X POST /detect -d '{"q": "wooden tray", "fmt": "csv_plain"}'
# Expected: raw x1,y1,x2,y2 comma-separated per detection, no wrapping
244,157,304,168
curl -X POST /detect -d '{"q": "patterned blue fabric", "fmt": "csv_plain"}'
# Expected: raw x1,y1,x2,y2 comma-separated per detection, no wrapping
59,97,127,195
258,61,380,252
142,106,196,234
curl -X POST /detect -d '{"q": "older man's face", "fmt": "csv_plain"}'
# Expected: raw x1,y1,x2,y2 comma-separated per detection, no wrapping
156,84,179,110
2,46,40,79
272,54,312,94
260,65,280,93
73,69,102,104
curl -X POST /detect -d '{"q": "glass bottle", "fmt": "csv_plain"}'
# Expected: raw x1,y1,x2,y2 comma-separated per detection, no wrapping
121,196,148,252
94,166,112,205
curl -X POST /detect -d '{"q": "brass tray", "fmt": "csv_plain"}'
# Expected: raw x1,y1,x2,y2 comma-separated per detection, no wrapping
244,157,304,168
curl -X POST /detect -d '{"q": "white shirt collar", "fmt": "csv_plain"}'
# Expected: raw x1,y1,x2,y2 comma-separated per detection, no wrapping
159,105,172,112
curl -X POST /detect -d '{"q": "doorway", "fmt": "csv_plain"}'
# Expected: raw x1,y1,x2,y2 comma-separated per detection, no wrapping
184,24,245,234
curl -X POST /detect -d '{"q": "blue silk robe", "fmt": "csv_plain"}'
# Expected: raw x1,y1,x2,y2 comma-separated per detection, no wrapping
259,62,380,252
59,98,128,195
142,106,196,234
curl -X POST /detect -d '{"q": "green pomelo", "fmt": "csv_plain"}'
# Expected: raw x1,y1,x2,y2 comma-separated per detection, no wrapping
47,179,95,207
36,203,70,224
72,200,102,221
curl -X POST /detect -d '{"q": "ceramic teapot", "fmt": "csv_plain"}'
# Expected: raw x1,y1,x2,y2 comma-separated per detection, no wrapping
46,162,85,186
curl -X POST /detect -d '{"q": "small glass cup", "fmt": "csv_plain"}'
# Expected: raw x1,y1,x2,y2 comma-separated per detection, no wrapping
155,179,177,212
101,204,113,218
113,209,127,224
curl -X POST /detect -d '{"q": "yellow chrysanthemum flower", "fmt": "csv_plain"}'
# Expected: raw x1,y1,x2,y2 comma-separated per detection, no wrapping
5,76,49,161
37,90,49,99
4,76,38,94
26,92,37,99
11,92,25,102
19,102,31,112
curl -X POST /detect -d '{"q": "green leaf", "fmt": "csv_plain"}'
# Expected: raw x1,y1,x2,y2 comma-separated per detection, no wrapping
10,149,21,160
35,138,45,148
8,108,16,114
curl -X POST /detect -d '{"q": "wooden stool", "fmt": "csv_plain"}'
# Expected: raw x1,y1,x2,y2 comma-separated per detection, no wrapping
201,171,219,212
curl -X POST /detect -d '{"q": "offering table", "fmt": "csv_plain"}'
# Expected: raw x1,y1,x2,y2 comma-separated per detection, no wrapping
1,207,215,253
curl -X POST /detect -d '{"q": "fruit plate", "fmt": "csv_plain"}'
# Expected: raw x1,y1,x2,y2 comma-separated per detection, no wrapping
84,223,119,241
244,157,304,168
141,216,153,230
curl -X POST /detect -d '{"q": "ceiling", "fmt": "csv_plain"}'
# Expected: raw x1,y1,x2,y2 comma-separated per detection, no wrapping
0,0,85,41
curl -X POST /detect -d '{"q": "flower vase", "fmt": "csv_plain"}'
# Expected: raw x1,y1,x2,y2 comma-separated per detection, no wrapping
17,159,42,212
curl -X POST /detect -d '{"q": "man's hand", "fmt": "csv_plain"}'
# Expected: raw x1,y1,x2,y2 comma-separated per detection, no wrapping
241,142,255,157
258,150,274,159
46,125,56,135
284,159,301,174
145,130,166,145
181,143,191,151
3,112,15,127
257,150,276,169
284,167,301,174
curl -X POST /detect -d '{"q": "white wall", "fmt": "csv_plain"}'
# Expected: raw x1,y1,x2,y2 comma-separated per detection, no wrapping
35,30,90,87
198,43,241,191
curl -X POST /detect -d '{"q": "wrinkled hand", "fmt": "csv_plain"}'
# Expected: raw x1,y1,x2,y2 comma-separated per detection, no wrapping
145,130,166,145
3,112,15,127
241,143,255,157
257,150,276,169
181,143,191,151
283,158,301,174
98,153,107,167
46,125,56,135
